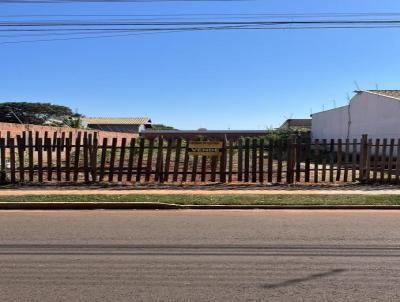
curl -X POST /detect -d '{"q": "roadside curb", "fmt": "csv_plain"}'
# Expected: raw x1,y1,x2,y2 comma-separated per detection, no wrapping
1,202,400,210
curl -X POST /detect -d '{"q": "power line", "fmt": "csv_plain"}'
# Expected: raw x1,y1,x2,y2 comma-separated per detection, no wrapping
2,15,400,44
1,0,243,3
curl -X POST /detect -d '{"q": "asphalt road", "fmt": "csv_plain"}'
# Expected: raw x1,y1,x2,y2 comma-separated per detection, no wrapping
1,210,400,301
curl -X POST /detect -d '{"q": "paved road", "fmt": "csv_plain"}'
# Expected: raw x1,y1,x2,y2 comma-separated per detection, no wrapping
1,210,400,301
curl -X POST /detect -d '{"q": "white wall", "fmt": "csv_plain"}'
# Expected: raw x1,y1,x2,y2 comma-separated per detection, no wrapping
312,92,400,140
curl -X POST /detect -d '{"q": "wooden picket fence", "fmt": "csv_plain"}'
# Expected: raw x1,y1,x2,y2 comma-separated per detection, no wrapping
0,131,399,185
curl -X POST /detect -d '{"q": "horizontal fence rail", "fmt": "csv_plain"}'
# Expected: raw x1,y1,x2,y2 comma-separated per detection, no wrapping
0,131,398,185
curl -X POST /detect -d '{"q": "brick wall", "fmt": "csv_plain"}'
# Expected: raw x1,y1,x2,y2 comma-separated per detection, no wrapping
0,122,138,144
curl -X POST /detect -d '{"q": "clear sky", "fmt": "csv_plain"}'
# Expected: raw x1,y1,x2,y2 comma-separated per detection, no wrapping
1,0,400,130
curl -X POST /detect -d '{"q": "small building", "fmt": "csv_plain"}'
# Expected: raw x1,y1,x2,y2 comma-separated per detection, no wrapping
279,119,311,130
82,117,152,133
311,90,400,140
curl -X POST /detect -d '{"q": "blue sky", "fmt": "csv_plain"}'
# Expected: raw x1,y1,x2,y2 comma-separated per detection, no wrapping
1,0,400,129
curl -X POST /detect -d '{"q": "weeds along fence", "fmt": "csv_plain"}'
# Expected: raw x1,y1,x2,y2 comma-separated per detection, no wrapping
0,131,398,184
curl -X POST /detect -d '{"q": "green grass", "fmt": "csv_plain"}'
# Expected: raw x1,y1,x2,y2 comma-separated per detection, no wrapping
1,194,400,205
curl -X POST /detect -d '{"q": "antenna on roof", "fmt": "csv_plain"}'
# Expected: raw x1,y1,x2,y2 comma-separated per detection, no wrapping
346,93,351,104
375,83,379,90
322,104,325,111
354,81,361,91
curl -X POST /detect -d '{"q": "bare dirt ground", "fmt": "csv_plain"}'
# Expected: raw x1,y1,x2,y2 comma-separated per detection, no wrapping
1,183,400,196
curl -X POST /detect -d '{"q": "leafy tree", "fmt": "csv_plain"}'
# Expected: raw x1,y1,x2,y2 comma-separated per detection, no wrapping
63,116,83,129
264,128,310,142
151,124,176,130
0,102,77,125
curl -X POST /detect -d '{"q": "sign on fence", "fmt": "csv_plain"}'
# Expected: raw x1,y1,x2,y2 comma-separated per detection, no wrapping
188,141,223,156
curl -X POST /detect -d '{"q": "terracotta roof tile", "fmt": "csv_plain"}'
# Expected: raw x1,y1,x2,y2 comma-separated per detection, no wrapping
367,90,400,100
82,117,152,125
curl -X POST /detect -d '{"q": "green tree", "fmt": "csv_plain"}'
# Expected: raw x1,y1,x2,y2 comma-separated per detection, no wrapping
0,102,76,125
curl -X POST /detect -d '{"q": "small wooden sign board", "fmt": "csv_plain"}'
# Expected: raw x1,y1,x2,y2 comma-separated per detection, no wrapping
188,141,223,157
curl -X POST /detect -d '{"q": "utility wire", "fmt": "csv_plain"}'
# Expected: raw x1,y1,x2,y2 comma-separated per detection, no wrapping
2,15,400,44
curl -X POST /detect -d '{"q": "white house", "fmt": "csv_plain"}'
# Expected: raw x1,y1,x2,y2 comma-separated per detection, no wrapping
311,90,400,140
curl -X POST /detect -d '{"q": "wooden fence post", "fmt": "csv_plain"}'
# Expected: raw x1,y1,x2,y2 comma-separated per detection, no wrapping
37,138,43,183
360,134,368,183
219,139,227,183
286,138,294,184
9,137,16,184
258,139,264,183
164,139,172,182
126,138,136,182
91,136,98,182
118,138,127,182
0,138,5,183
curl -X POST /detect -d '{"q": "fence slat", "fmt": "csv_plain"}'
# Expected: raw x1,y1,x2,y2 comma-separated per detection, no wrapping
28,132,34,182
366,139,372,182
56,137,62,182
52,131,57,151
228,140,234,182
73,134,81,182
145,139,154,182
244,138,250,182
359,135,368,182
83,134,89,183
37,138,43,183
304,139,311,182
118,138,127,182
210,155,217,182
322,139,327,182
267,140,273,183
380,139,388,183
251,138,257,183
201,156,207,182
238,139,243,182
350,139,357,182
388,139,395,183
127,138,136,182
91,137,98,182
329,139,334,183
44,131,48,151
136,138,145,182
396,139,400,183
99,138,108,182
182,140,190,182
372,139,380,182
0,138,5,183
164,139,172,182
220,140,227,183
314,139,320,183
61,132,66,152
17,136,25,182
108,138,118,182
336,139,342,182
155,138,164,182
343,139,349,182
276,140,283,183
286,139,294,184
191,155,198,182
46,137,52,181
295,139,301,182
9,138,16,184
65,138,71,181
172,139,182,182
259,139,264,183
